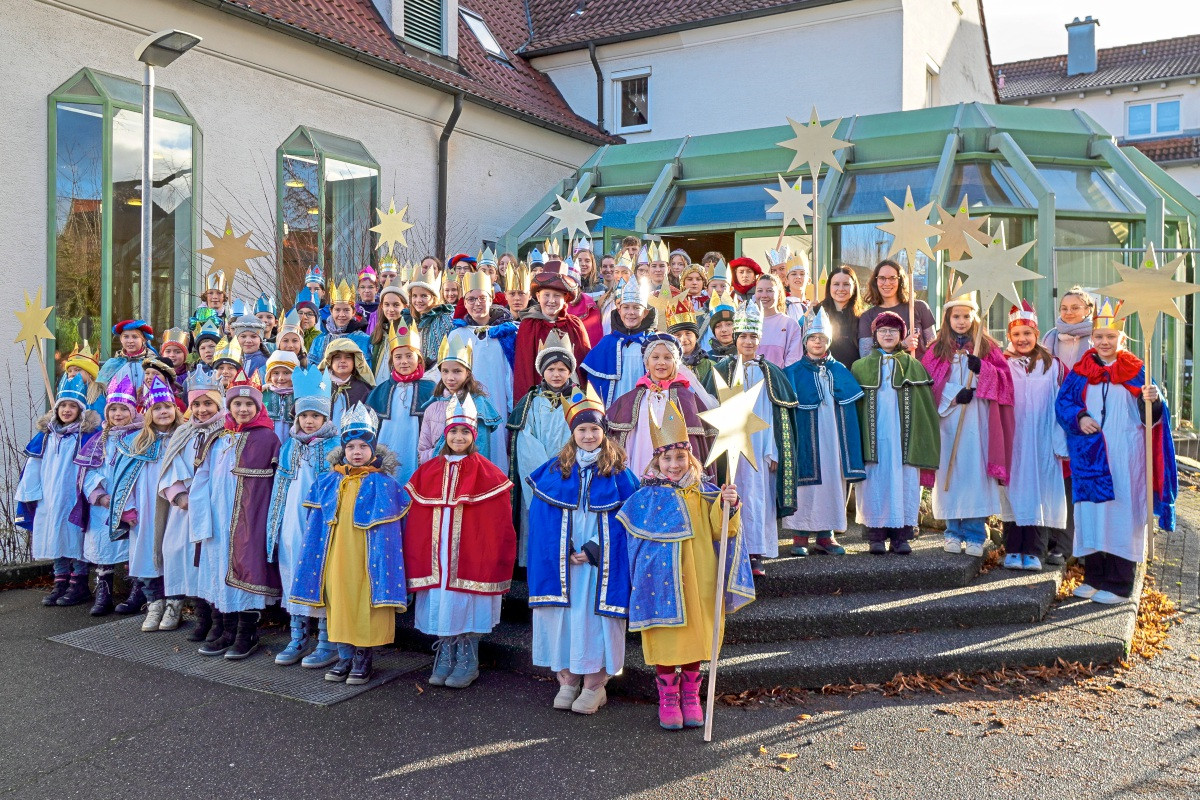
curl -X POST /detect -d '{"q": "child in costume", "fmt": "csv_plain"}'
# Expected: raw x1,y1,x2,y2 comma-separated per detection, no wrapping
292,403,408,685
405,395,517,689
505,261,534,319
189,272,229,332
526,386,638,714
450,269,518,421
403,266,455,367
366,323,434,492
75,369,142,616
508,331,578,566
922,295,1015,557
158,329,192,381
1056,300,1177,604
782,308,865,557
112,376,183,631
512,253,591,403
262,350,299,443
211,337,243,392
581,277,654,406
368,286,408,380
417,337,504,469
192,370,282,660
355,265,380,318
189,319,222,391
705,299,798,575
142,355,187,412
62,340,106,413
319,338,375,430
616,400,751,731
310,280,373,365
232,315,271,377
268,366,341,668
728,256,762,302
98,320,154,387
294,288,322,352
273,308,309,368
1001,301,1068,571
157,370,225,643
701,288,738,360
16,373,101,607
850,313,940,554
254,293,279,346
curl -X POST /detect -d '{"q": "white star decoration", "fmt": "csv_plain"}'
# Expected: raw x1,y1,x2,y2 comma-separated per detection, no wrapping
546,189,600,240
764,175,811,233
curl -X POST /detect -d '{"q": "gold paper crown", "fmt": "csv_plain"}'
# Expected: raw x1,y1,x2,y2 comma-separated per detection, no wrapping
506,261,533,293
535,329,576,373
161,328,190,350
654,285,695,332
709,288,738,316
213,336,244,366
64,339,100,379
437,333,474,369
459,270,494,296
650,240,671,263
615,251,635,273
1094,298,1125,331
205,272,227,294
379,255,399,275
649,398,689,453
386,321,421,354
563,383,605,427
330,279,357,305
544,238,563,258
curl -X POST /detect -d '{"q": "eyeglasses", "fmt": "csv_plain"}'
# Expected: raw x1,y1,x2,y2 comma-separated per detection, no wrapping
876,276,899,283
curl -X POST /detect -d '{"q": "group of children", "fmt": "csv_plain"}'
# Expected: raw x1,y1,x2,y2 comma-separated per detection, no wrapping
17,241,1177,730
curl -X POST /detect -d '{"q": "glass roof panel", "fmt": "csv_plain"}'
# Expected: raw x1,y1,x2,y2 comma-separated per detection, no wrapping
1035,166,1130,213
593,192,649,232
833,164,937,216
663,178,813,227
946,161,1031,208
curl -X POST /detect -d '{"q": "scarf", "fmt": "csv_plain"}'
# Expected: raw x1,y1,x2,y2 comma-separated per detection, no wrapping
49,419,83,437
576,447,602,468
535,382,571,408
709,339,737,358
290,419,337,444
269,386,294,396
162,411,226,468
636,374,690,392
1052,317,1094,339
682,350,708,368
391,363,426,384
1072,349,1143,399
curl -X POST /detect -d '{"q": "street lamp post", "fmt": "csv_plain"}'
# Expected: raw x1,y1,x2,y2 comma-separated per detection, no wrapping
134,29,201,324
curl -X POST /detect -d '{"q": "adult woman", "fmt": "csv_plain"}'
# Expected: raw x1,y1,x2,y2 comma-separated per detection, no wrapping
816,265,867,366
856,260,936,358
1041,286,1094,370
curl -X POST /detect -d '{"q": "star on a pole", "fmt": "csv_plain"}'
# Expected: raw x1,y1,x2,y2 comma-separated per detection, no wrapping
698,361,770,472
946,233,1040,310
198,217,270,291
1098,243,1200,342
776,107,852,175
15,288,54,363
933,195,991,261
877,187,941,264
546,189,600,240
764,175,811,234
370,198,414,255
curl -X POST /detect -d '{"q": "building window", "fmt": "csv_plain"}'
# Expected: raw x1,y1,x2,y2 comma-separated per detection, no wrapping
1127,99,1181,138
405,0,445,53
460,8,506,60
278,127,379,298
48,69,199,364
614,70,650,133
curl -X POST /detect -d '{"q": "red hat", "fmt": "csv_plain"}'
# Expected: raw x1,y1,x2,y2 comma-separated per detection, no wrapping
448,253,477,271
530,259,580,303
1007,299,1038,333
728,257,763,277
871,311,908,338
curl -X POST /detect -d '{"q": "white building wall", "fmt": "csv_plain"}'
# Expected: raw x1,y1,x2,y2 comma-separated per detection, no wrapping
900,0,994,109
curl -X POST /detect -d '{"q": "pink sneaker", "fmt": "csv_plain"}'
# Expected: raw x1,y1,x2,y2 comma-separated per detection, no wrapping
680,669,704,728
656,674,683,730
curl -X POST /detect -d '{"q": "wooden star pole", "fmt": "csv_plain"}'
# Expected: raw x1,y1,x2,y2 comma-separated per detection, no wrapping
14,288,56,403
696,359,769,742
776,107,849,286
1098,244,1200,562
877,187,940,339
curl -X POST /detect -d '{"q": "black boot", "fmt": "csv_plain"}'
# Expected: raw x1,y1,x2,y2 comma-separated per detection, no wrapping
59,573,93,607
84,573,111,614
347,647,374,686
197,612,234,656
224,611,261,660
43,576,70,606
114,578,146,615
186,598,213,643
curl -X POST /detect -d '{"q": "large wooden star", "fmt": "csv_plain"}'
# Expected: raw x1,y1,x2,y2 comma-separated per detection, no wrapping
698,361,769,472
546,189,600,240
370,199,414,256
877,187,940,264
933,195,991,261
765,175,811,233
198,217,270,291
15,288,54,363
946,234,1040,310
1098,243,1200,341
776,107,852,175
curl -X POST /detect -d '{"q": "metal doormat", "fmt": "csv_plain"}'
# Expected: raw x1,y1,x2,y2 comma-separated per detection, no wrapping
49,617,431,706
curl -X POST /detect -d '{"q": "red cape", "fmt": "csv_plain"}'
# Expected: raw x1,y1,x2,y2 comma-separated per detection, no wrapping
512,312,592,403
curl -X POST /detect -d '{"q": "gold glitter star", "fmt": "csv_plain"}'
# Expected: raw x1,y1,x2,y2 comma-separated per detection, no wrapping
198,217,270,292
877,187,940,264
370,199,415,256
776,107,852,175
14,288,54,363
546,189,600,241
1098,243,1200,341
933,195,991,261
699,360,769,472
764,175,811,233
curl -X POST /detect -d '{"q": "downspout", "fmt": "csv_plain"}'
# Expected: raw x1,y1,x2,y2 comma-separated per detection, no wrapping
588,41,606,133
437,92,465,262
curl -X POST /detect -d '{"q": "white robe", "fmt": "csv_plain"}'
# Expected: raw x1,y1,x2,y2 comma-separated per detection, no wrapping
856,356,922,528
512,395,572,566
1000,358,1068,528
785,367,849,532
158,437,199,597
735,361,780,557
932,354,1002,520
275,436,331,617
121,433,170,580
376,381,428,491
447,325,514,423
1074,367,1149,563
16,425,86,561
81,437,130,566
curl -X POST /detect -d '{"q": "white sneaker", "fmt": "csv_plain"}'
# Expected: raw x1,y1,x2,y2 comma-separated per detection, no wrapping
553,683,581,710
1022,555,1043,572
1090,590,1131,605
159,599,184,630
571,686,608,715
964,542,985,558
943,536,963,554
1073,583,1098,599
1003,553,1023,570
141,599,166,631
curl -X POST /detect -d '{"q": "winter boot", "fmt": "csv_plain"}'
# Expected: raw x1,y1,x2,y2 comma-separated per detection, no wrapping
141,599,166,631
790,535,809,557
197,612,235,656
224,611,261,660
159,599,184,630
84,573,111,614
679,669,704,728
59,573,93,608
347,647,374,686
429,636,456,686
301,618,340,668
445,635,480,689
325,644,355,682
656,673,684,730
186,598,213,642
812,535,846,556
275,615,311,666
114,579,146,615
43,576,70,606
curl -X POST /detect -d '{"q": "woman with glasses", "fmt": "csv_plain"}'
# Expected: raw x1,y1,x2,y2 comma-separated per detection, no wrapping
856,260,936,358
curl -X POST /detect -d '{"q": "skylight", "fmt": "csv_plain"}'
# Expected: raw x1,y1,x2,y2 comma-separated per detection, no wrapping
460,8,507,60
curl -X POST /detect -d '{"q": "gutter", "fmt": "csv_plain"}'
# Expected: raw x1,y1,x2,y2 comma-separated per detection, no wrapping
588,42,605,133
194,0,613,145
437,93,465,262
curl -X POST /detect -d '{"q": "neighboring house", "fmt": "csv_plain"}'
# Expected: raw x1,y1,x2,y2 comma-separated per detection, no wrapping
523,0,998,141
994,18,1200,196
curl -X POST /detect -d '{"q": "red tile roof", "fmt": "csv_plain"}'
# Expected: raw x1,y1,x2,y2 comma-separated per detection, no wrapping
995,34,1200,100
521,0,843,54
1128,135,1200,164
199,0,616,143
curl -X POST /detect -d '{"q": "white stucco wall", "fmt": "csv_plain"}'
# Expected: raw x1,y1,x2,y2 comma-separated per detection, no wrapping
1,0,596,430
900,0,994,109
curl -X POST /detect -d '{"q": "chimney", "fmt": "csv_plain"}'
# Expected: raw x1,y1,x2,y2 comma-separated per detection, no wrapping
1066,16,1100,76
